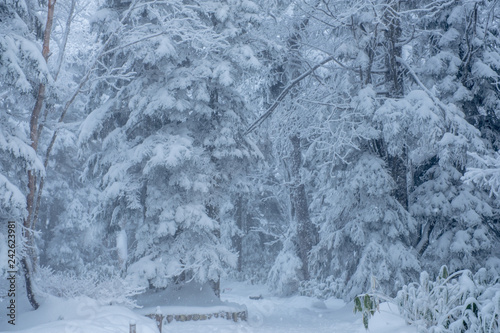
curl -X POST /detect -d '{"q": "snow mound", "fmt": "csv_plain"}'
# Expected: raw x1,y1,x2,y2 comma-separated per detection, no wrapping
134,281,246,316
367,302,416,333
1,296,158,333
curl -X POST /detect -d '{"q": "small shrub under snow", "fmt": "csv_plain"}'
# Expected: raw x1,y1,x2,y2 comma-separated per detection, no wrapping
355,266,500,332
35,267,143,308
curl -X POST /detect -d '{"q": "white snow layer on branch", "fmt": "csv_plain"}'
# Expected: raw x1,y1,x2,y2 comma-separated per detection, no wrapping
0,173,26,219
0,122,44,173
464,152,500,198
78,99,114,145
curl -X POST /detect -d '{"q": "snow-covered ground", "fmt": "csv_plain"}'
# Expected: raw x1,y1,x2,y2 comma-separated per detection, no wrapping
0,281,416,333
0,296,158,333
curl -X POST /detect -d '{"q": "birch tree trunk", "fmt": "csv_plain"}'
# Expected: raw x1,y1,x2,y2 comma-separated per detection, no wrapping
23,0,57,310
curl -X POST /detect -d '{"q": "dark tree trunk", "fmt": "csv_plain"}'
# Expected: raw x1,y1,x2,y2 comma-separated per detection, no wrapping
389,152,408,210
209,279,220,299
234,196,247,272
384,1,404,98
289,135,318,280
206,204,221,298
383,1,408,209
415,220,436,256
21,257,39,310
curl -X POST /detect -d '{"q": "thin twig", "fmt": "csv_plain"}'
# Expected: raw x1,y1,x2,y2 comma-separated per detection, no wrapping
244,55,335,135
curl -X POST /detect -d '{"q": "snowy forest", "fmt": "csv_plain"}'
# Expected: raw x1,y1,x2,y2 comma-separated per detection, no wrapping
1,0,500,332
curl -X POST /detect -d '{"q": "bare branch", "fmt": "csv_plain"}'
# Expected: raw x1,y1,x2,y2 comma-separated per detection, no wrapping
244,55,335,135
102,31,167,56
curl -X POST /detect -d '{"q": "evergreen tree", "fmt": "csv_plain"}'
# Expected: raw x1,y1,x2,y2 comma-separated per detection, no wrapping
258,0,500,298
0,0,46,222
408,0,500,273
80,0,263,294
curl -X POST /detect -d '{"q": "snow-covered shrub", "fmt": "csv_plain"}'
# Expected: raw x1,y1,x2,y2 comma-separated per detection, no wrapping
299,276,343,299
355,265,500,332
396,266,500,332
268,238,303,296
36,267,143,308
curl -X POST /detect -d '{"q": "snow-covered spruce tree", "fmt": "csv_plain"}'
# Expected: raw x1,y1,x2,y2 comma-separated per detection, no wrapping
301,87,422,299
263,0,499,299
318,0,500,294
331,0,498,297
0,111,37,278
255,0,422,299
80,0,263,295
402,0,500,274
325,0,499,288
207,3,292,282
39,126,104,275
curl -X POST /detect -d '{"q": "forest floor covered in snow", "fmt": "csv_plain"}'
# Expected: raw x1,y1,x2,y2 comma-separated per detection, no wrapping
0,280,416,333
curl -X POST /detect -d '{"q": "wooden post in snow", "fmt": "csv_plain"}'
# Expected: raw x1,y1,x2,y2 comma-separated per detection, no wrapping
129,321,136,333
155,314,163,332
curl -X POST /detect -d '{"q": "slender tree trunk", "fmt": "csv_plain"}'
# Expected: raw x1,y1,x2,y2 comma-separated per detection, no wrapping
415,220,435,256
235,196,246,273
383,0,408,209
209,279,221,299
21,257,39,309
279,16,319,282
23,0,57,310
389,152,408,210
206,204,221,298
289,135,318,280
252,16,320,283
33,0,76,226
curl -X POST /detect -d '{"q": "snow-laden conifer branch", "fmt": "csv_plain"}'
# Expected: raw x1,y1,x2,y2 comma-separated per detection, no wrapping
395,56,449,119
244,55,335,135
464,152,500,198
42,0,140,154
